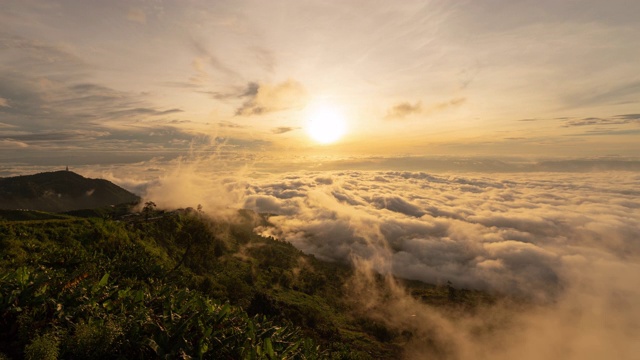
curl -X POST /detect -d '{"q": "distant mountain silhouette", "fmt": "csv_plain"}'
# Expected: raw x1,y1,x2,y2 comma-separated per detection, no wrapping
0,170,140,212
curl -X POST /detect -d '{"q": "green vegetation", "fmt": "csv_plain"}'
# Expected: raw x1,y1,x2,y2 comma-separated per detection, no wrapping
0,207,494,359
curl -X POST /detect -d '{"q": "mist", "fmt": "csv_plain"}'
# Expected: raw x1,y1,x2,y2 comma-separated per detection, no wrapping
105,163,640,359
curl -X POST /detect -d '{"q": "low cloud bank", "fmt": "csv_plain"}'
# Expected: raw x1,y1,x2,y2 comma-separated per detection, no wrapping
245,171,638,297
122,166,639,359
240,170,639,359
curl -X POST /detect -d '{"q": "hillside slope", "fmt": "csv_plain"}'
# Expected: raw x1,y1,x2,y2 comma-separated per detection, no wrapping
0,171,139,212
0,209,499,359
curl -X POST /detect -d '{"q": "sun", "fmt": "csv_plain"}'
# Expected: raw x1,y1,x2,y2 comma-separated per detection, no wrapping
305,102,347,144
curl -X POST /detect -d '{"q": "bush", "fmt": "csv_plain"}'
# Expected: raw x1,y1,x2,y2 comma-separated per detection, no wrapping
24,333,59,360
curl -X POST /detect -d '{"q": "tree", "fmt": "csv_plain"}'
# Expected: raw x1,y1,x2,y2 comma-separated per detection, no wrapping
143,201,156,220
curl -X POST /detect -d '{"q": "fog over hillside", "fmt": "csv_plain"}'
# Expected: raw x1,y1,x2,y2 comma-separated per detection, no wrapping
125,164,640,359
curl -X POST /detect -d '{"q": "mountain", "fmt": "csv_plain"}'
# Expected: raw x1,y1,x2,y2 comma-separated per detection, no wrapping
0,170,140,212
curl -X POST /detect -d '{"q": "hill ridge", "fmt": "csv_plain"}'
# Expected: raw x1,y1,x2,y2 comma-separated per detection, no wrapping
0,170,140,212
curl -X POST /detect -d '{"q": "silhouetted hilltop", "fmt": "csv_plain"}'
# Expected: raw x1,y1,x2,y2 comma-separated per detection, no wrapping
0,170,139,212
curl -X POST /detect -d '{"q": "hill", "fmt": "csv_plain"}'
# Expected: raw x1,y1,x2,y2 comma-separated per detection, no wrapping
0,208,498,359
0,170,139,212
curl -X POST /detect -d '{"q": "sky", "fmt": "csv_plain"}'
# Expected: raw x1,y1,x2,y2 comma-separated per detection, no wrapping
1,0,639,171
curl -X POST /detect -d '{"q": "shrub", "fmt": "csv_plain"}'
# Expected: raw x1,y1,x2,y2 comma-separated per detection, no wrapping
24,332,59,360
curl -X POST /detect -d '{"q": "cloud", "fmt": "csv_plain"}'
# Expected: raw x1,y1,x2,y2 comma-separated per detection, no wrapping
0,97,10,108
429,97,466,112
385,97,466,120
370,195,426,217
105,107,183,118
244,171,639,299
97,161,640,359
0,74,176,129
385,101,422,119
217,121,246,129
236,170,640,358
190,38,240,81
235,80,308,116
558,114,640,136
126,7,146,24
3,130,109,142
562,116,637,127
251,46,276,73
0,139,28,148
271,126,298,134
205,82,259,101
615,113,640,120
568,80,640,107
0,34,85,71
0,67,205,164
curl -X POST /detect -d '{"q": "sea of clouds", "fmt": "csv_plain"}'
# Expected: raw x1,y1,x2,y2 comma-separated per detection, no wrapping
238,171,636,294
240,170,640,359
97,165,640,359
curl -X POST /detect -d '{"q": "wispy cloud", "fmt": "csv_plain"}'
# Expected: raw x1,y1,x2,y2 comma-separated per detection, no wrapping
189,37,240,84
4,130,109,142
614,113,640,121
567,80,640,107
271,126,298,134
0,33,85,72
235,80,308,116
385,97,465,120
0,139,28,148
217,121,246,129
0,67,210,165
562,116,640,127
205,82,259,101
385,101,422,120
126,7,146,24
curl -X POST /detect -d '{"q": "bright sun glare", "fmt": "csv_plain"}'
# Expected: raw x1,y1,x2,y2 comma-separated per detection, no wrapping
305,102,347,144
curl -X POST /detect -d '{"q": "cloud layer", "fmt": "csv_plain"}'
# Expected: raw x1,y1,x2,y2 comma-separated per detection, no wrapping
86,160,639,359
241,171,638,298
132,166,640,358
237,170,640,358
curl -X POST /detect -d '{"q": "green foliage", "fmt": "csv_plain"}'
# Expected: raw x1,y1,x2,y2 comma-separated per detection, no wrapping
24,333,59,360
0,213,325,359
0,209,71,221
66,319,123,360
0,208,491,359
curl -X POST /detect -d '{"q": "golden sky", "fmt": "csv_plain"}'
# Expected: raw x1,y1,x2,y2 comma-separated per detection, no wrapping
1,0,639,167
